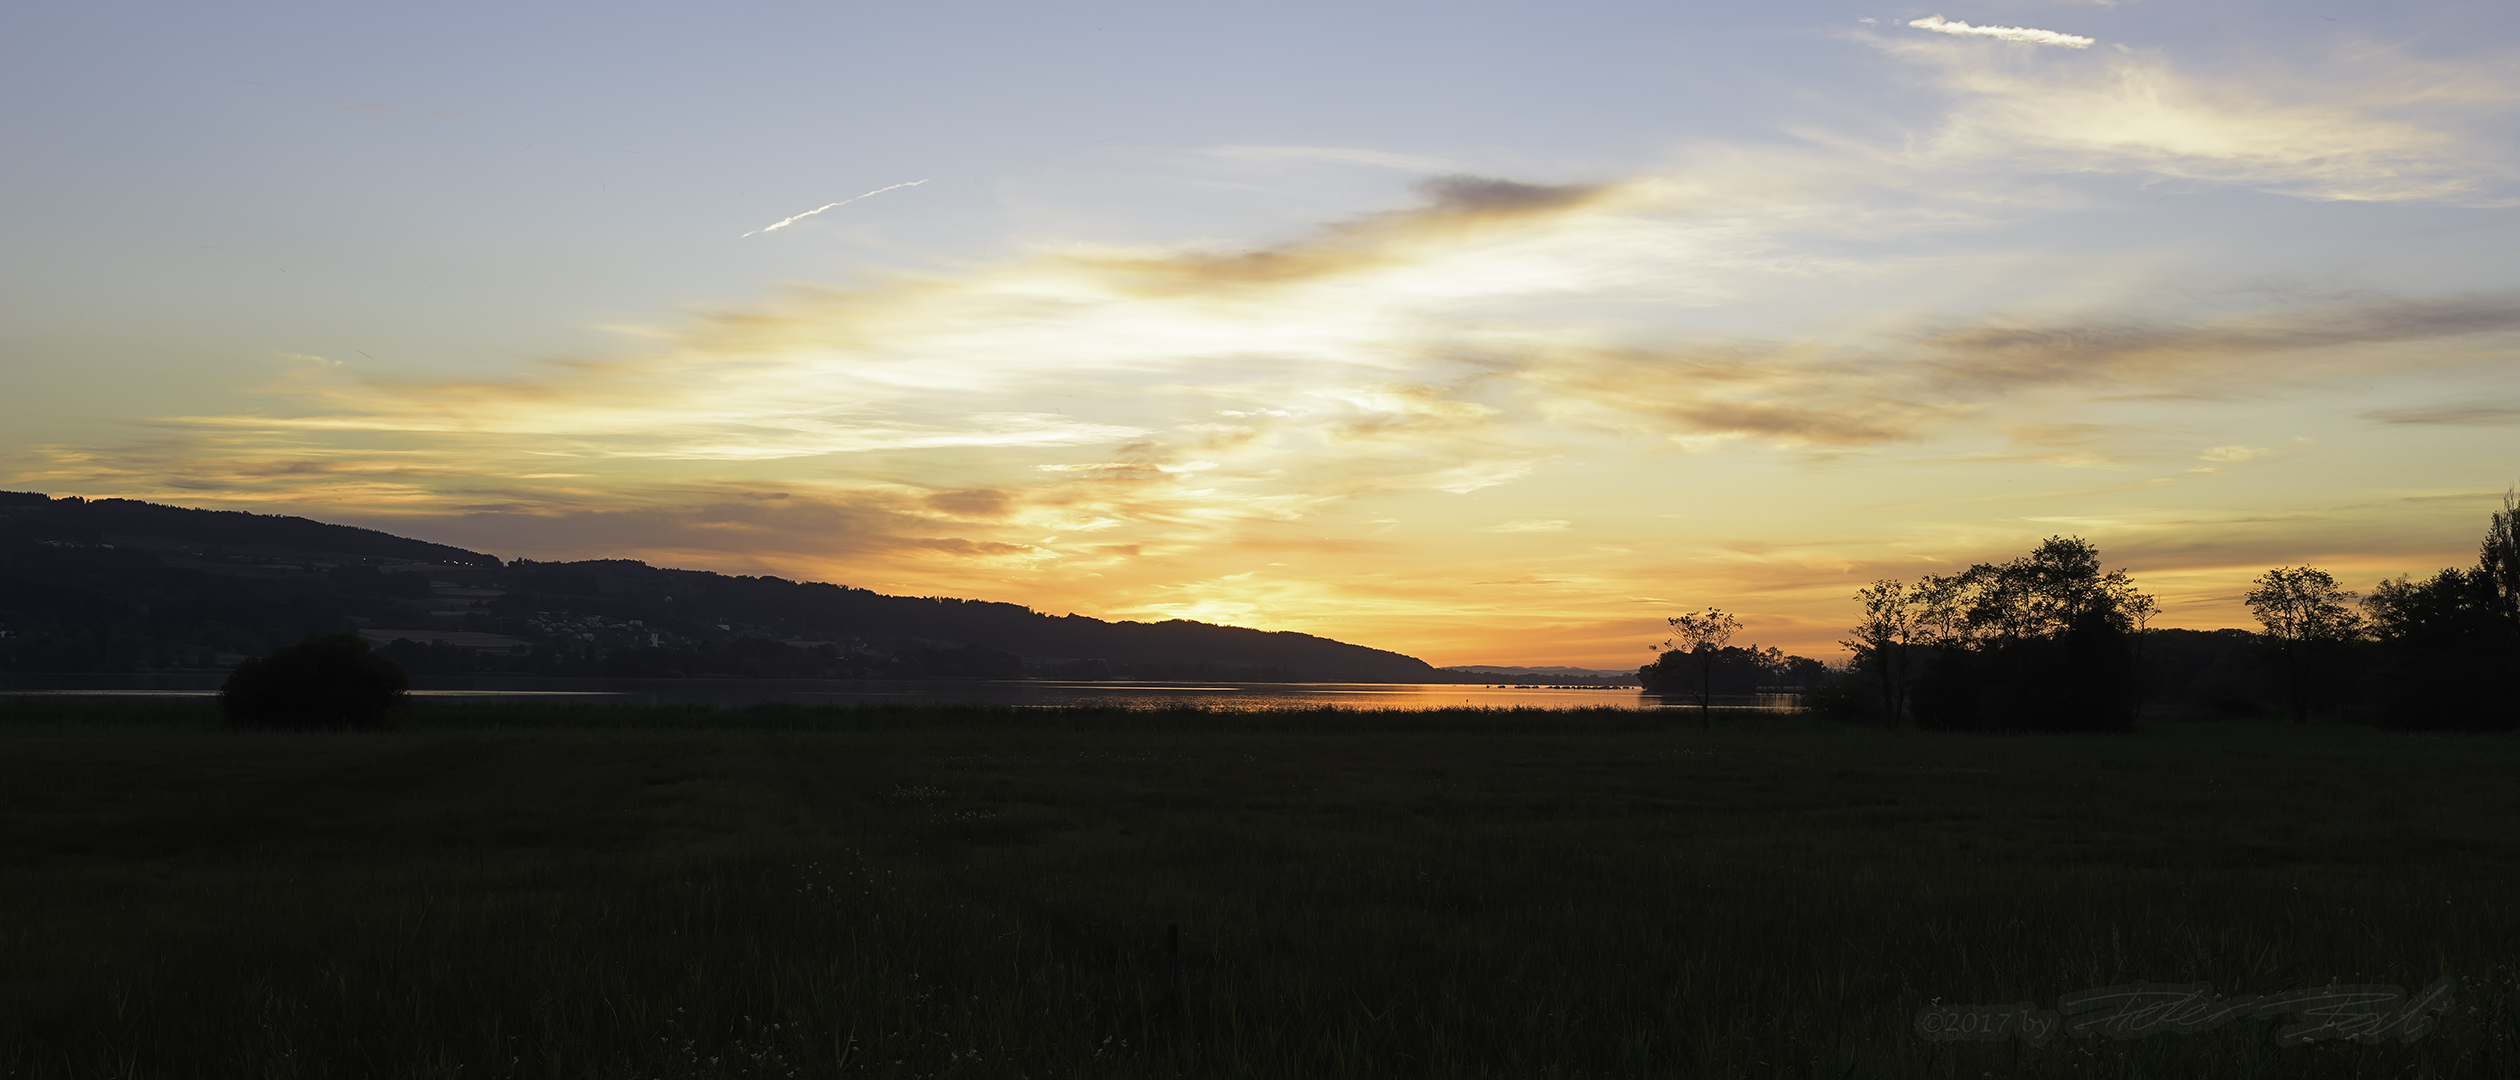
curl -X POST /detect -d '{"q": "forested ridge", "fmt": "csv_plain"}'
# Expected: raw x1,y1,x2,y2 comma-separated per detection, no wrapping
0,492,1446,682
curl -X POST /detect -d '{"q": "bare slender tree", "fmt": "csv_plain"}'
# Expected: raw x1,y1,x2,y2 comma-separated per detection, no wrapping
1660,608,1742,730
2124,591,2160,722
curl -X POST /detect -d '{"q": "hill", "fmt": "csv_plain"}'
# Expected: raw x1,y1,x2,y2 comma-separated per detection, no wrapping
0,492,1453,682
0,491,498,566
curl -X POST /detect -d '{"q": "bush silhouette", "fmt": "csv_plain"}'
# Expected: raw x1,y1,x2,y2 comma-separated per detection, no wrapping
220,632,410,729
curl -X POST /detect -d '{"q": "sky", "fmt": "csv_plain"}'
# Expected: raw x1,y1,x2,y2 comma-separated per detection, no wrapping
6,1,2520,667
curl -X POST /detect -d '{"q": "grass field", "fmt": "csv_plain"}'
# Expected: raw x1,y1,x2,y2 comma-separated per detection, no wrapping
2,699,2516,1078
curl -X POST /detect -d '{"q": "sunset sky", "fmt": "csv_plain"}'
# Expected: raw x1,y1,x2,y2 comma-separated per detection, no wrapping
7,1,2519,666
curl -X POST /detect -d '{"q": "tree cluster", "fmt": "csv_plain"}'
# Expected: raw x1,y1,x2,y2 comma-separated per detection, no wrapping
2241,566,2361,724
2228,492,2520,729
1638,608,1826,728
1827,491,2520,733
2351,489,2520,730
1841,536,2153,732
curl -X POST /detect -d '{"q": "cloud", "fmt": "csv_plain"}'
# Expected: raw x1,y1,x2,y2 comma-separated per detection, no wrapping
1880,35,2520,204
2361,402,2520,426
1516,344,1954,447
1427,461,1539,495
401,488,1058,580
2200,446,2271,462
1911,295,2520,394
1067,172,1617,294
1414,175,1599,215
1481,519,1572,533
1907,16,2093,49
40,182,2520,568
1488,293,2520,458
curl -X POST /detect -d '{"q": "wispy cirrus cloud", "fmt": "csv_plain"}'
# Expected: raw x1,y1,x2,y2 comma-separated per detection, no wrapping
1876,32,2520,204
2361,402,2520,426
2200,446,2271,463
1910,295,2520,392
36,171,2520,518
1065,174,1615,294
1499,293,2520,456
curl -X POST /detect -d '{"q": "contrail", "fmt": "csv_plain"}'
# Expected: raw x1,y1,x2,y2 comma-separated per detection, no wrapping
741,179,929,238
1907,15,2092,48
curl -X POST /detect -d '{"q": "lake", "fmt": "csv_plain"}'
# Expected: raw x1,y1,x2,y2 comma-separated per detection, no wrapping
0,672,1801,711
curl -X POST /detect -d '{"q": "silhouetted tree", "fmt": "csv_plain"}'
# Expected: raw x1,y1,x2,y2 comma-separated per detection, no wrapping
1749,645,1785,691
1894,537,2152,732
1641,644,1782,699
2124,590,2160,720
2245,566,2363,724
1778,654,1829,689
2483,486,2520,629
220,631,409,729
1644,608,1742,729
1841,579,1921,728
2364,570,2518,730
2357,487,2520,730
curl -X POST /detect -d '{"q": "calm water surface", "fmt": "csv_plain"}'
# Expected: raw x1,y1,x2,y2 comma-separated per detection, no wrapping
0,672,1800,711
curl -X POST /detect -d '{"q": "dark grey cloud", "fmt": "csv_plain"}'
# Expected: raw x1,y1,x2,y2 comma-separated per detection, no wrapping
1413,175,1603,215
402,490,1039,567
1078,173,1615,293
2361,402,2520,426
1919,293,2520,392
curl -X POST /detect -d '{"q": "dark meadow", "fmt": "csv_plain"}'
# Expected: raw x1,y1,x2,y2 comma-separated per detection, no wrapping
2,491,2518,1078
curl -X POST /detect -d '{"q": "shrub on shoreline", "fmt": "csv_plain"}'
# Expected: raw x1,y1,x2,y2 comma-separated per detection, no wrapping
219,631,409,729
